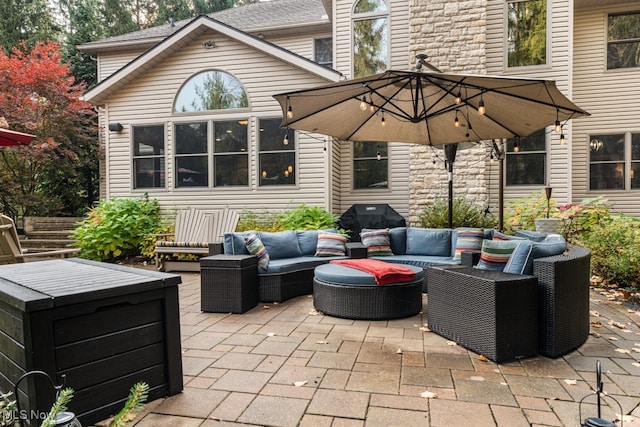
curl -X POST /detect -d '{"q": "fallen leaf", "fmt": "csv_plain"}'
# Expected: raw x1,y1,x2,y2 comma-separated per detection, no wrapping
608,336,619,341
293,381,307,387
632,362,640,367
470,376,485,381
396,348,403,354
419,327,430,332
478,355,489,362
589,331,601,338
590,310,601,317
316,340,329,345
563,379,578,385
632,348,640,353
591,321,602,328
446,341,457,346
309,309,321,316
608,321,627,329
262,305,270,309
267,332,275,337
615,348,630,354
420,390,437,398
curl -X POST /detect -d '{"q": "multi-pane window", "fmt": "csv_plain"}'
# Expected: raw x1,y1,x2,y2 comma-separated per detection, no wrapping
214,120,249,187
352,0,388,78
505,129,546,186
258,118,295,186
314,37,333,69
175,122,208,187
589,133,640,190
607,11,640,70
506,0,547,67
133,125,165,189
353,142,388,189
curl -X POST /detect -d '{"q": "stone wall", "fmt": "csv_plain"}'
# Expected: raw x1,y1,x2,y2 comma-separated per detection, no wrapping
407,0,489,226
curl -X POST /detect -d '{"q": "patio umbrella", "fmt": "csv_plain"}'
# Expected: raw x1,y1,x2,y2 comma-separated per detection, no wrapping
0,128,36,147
273,69,589,227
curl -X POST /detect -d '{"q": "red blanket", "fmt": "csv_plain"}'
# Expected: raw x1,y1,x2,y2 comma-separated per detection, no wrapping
330,259,417,285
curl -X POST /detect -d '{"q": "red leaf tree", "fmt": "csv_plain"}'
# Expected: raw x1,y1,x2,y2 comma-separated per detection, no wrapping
0,41,97,219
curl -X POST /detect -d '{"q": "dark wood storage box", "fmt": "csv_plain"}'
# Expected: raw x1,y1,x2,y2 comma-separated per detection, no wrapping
0,259,183,426
200,255,258,313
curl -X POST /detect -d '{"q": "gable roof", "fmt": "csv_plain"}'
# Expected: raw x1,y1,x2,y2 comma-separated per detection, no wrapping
78,0,330,54
81,15,342,105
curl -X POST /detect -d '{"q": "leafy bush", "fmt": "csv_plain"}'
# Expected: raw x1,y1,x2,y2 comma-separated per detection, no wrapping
71,195,165,261
419,197,491,229
237,204,341,232
575,214,640,290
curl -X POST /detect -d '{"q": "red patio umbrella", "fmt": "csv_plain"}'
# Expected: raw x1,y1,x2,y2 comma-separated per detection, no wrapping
0,128,36,147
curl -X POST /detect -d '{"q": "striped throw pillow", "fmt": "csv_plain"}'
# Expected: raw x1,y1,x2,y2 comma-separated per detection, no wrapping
361,229,393,256
475,239,521,271
245,233,269,272
453,228,484,260
315,233,347,257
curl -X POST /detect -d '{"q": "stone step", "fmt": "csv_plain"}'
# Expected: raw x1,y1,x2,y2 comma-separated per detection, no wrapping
23,217,82,232
20,238,77,250
24,230,75,240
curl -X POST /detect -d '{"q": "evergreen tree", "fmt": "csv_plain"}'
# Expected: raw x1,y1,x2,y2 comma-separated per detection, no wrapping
0,0,61,52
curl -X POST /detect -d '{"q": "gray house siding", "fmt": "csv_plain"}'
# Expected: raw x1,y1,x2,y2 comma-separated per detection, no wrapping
573,3,640,216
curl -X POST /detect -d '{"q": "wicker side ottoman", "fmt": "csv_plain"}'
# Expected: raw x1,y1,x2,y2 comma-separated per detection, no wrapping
313,263,424,320
427,266,538,363
200,255,258,313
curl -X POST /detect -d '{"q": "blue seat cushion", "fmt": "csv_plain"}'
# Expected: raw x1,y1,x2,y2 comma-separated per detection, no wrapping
314,262,423,286
259,230,302,259
406,228,452,256
262,256,344,274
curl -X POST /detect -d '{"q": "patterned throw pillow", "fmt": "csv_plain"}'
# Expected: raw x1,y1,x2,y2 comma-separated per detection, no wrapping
315,232,348,257
475,239,521,271
245,233,269,272
361,229,393,256
453,228,484,260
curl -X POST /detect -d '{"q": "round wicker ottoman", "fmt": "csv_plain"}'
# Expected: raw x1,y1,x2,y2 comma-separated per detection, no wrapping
313,262,424,320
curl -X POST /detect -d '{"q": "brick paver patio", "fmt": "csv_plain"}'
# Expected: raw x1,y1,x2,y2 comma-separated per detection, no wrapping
104,270,640,426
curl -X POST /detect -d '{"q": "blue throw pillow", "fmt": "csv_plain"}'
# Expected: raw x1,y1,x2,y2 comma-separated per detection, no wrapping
259,230,302,259
504,235,567,275
406,228,452,256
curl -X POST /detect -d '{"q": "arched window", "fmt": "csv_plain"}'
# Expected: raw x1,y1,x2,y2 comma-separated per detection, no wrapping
174,70,248,112
352,0,389,78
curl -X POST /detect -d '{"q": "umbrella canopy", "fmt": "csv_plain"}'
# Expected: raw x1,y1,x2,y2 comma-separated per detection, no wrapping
274,70,589,146
0,128,36,147
274,69,590,229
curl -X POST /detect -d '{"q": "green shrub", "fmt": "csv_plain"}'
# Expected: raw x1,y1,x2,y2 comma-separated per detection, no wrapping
503,191,550,233
575,214,640,290
419,197,491,229
71,195,165,262
236,204,342,233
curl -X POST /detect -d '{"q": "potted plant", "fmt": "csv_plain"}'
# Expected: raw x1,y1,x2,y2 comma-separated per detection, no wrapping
534,186,562,233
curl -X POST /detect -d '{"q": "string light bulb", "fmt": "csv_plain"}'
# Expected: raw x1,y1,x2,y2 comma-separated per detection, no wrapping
283,132,289,145
560,133,566,145
360,94,367,111
381,112,386,127
513,141,520,152
478,96,486,115
555,120,562,133
455,92,461,104
454,110,460,127
376,150,381,161
286,105,293,119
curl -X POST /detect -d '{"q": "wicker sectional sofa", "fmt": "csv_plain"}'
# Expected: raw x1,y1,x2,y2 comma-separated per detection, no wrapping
219,227,485,302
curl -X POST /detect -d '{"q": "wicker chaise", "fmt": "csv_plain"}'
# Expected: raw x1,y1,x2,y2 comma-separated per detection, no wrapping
534,245,591,358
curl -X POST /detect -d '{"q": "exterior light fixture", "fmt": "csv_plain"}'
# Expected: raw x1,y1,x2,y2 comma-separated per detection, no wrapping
108,122,123,132
360,94,367,111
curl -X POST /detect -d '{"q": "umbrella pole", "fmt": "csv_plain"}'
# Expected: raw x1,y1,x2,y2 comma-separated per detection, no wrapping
444,144,458,229
499,140,504,231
